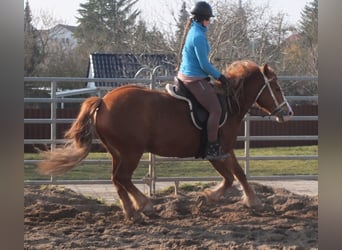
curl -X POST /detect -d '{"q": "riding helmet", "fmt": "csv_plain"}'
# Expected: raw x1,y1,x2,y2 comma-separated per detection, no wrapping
190,1,214,18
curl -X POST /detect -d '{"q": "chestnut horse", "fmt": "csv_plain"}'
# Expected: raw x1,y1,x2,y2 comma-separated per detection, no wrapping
38,60,293,221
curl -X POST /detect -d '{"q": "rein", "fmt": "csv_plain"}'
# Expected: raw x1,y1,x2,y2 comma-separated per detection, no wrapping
221,80,242,115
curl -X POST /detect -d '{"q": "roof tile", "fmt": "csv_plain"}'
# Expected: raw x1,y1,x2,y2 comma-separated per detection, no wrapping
88,52,176,87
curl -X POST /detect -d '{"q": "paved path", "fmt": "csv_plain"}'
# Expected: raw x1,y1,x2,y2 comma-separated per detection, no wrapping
63,180,318,205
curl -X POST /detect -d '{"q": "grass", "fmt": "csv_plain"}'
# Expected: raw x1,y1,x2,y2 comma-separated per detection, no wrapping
24,145,318,181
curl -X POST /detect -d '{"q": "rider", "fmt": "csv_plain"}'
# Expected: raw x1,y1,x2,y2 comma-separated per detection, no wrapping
176,1,230,160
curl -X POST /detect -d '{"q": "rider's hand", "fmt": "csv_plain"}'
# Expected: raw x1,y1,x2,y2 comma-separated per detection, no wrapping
218,74,230,86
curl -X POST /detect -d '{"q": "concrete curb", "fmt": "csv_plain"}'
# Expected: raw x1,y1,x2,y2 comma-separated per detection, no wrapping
63,180,318,205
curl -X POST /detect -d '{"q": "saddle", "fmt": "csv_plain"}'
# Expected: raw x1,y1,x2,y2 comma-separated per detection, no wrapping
165,77,228,130
165,77,228,158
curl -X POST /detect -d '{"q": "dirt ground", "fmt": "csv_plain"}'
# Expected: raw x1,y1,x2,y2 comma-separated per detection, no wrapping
24,182,317,250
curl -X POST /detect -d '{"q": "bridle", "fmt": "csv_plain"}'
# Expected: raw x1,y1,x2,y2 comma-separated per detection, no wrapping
254,73,289,116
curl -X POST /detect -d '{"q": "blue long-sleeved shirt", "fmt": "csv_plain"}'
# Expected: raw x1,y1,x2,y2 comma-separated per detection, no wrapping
179,21,221,79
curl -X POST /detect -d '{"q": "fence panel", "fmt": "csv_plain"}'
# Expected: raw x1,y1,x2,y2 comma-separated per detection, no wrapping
24,74,318,195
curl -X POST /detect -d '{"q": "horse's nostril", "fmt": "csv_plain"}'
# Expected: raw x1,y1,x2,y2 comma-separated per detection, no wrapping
289,110,294,116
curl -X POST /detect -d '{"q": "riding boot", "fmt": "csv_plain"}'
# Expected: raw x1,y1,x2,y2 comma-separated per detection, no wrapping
206,140,230,160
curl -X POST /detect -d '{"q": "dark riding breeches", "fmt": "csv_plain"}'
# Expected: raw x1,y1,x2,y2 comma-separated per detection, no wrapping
183,79,222,143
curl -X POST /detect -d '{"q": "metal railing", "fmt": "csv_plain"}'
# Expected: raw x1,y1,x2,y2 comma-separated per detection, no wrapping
24,72,318,195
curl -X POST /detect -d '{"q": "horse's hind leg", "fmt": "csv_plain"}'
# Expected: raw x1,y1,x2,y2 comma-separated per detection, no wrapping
111,150,153,220
109,153,136,221
105,145,137,221
124,179,154,217
113,179,137,220
230,152,261,207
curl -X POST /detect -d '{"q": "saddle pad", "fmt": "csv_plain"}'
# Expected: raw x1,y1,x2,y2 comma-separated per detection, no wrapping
165,83,227,130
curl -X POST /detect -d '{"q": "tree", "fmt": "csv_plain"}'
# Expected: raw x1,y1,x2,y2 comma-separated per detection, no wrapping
299,0,318,47
268,0,318,98
24,0,51,106
174,1,189,48
24,0,42,76
279,0,318,96
206,0,295,74
208,0,249,64
74,0,141,52
282,0,318,76
298,0,318,75
130,21,170,53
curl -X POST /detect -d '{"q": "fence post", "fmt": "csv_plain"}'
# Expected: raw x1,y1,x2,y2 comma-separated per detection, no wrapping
244,113,251,178
148,70,157,197
50,81,57,183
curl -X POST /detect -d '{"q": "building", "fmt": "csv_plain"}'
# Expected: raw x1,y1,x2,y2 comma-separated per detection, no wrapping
86,52,176,88
55,52,176,98
46,24,78,50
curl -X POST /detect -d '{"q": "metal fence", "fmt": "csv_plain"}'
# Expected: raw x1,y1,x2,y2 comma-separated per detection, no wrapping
24,73,318,195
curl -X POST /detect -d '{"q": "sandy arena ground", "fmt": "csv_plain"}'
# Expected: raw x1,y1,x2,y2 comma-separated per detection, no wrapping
24,181,318,249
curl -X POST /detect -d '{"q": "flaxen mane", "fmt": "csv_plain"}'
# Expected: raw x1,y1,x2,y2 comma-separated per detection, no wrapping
223,60,260,115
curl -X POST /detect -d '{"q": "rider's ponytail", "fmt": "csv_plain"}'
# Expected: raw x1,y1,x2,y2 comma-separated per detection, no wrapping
175,16,194,71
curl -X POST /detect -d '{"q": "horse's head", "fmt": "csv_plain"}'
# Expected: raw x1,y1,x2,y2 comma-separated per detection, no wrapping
255,64,294,123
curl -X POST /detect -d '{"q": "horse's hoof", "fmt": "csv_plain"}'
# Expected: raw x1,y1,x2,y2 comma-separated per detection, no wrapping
141,201,154,213
144,212,160,219
252,197,262,207
203,189,222,202
123,210,144,224
196,195,207,208
131,211,145,224
142,206,159,219
243,195,262,208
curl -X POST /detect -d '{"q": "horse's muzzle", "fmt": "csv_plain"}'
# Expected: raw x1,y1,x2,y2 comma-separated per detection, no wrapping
274,102,294,123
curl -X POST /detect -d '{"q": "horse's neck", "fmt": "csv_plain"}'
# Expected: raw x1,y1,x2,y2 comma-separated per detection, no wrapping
236,74,263,119
235,106,250,122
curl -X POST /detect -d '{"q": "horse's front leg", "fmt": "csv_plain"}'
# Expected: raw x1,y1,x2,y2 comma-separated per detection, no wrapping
202,158,235,202
230,152,261,207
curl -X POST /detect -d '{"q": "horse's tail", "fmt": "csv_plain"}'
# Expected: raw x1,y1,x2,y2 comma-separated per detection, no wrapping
37,96,102,176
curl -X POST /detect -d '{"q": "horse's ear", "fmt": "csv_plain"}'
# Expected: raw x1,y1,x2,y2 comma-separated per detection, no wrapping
261,63,269,75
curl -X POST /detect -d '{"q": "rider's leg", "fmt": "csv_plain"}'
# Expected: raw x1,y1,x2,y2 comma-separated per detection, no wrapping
183,79,229,160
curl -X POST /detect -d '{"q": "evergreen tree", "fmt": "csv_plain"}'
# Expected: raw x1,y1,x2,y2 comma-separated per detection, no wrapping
24,0,33,33
299,0,318,47
74,0,141,52
24,0,42,75
299,0,318,75
175,2,189,47
131,20,169,53
281,0,318,95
